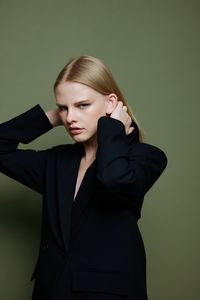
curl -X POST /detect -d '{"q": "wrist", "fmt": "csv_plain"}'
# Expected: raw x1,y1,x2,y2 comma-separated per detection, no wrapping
45,110,62,127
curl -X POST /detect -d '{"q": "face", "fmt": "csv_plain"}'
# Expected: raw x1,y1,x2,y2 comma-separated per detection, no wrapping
55,81,116,144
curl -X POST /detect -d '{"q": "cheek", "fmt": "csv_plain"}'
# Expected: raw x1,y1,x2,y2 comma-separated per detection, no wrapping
87,111,105,133
87,111,105,125
91,104,107,119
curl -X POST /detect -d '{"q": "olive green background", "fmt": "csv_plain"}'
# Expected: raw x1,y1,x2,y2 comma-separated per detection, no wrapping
0,1,199,299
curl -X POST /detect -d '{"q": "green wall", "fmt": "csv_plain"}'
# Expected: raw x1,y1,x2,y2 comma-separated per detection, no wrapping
0,1,199,299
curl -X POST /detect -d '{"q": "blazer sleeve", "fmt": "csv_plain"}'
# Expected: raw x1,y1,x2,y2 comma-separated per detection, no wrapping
96,116,168,200
0,105,53,194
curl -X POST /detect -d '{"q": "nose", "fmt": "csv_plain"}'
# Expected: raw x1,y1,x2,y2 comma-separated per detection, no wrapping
65,108,77,124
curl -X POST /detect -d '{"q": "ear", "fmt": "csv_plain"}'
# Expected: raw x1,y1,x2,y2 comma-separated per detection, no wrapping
105,93,118,115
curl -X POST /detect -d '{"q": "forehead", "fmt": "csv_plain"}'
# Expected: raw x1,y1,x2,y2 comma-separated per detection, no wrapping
56,81,100,103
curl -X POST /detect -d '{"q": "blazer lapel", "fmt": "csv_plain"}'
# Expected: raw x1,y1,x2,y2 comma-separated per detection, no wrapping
70,160,96,231
56,144,82,251
56,143,96,251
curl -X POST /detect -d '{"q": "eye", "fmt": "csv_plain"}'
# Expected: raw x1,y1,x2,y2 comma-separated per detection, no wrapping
79,103,90,109
58,106,67,111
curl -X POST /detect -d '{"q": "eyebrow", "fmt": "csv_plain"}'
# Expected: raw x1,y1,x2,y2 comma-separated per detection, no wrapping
56,99,90,107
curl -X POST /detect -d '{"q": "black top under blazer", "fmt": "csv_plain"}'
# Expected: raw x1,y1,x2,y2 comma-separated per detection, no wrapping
0,105,167,300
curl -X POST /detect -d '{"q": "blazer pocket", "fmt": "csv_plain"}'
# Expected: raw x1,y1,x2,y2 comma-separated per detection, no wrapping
71,270,129,297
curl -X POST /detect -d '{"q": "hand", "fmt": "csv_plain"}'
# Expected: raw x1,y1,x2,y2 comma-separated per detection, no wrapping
45,108,62,127
110,101,134,135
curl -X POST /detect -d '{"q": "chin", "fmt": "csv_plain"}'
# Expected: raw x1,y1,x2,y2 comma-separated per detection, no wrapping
73,133,96,144
71,134,90,143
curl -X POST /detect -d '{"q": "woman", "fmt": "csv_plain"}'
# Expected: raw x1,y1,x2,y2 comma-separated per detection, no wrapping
0,55,167,300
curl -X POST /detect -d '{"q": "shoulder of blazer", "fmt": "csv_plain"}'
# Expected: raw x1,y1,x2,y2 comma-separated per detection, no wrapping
47,142,84,156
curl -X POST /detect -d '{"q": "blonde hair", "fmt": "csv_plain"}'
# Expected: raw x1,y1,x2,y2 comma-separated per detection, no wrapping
54,55,144,142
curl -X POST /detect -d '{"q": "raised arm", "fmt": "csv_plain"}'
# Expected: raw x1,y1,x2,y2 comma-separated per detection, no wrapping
45,108,62,127
0,105,54,194
96,116,167,194
95,111,167,215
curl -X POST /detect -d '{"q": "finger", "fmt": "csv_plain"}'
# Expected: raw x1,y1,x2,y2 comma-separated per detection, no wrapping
125,114,132,125
127,127,134,135
123,106,128,112
117,101,123,109
112,101,122,113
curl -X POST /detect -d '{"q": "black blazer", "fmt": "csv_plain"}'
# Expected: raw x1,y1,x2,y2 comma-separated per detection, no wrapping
0,105,167,300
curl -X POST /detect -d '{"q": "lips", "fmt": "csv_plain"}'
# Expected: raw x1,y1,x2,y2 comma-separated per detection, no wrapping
69,127,84,135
